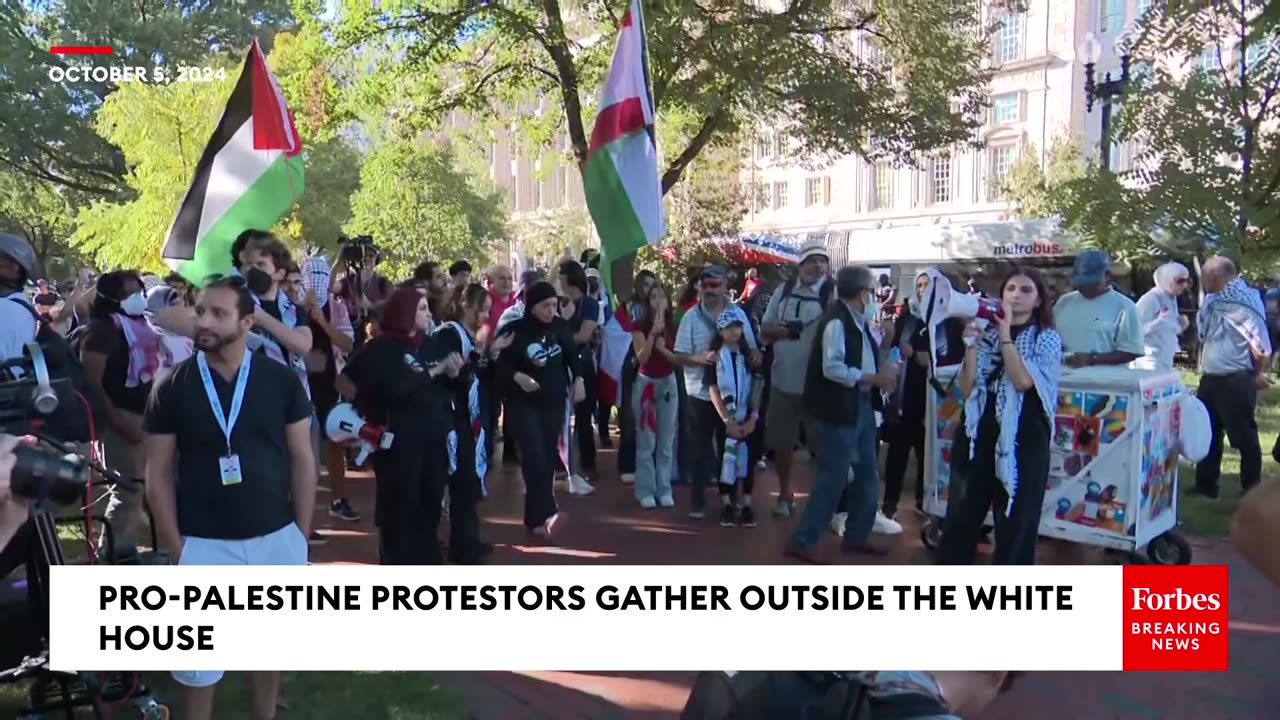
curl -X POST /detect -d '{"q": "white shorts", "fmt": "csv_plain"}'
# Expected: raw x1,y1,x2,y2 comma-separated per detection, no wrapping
170,522,308,688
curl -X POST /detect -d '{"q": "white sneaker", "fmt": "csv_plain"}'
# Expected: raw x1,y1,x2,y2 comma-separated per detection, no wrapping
658,494,675,508
620,473,636,485
830,512,848,535
568,474,595,496
639,496,657,509
873,511,903,535
756,459,767,470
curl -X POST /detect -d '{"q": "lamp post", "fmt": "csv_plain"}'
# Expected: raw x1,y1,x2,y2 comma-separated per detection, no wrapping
1080,32,1130,172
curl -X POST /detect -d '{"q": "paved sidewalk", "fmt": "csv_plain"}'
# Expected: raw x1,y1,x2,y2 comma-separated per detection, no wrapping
308,446,1280,720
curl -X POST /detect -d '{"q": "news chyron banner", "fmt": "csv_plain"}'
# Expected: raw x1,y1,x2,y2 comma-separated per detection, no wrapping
49,565,1228,672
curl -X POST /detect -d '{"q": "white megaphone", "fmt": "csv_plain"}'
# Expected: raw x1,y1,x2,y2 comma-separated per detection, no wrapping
325,403,395,467
915,268,1005,345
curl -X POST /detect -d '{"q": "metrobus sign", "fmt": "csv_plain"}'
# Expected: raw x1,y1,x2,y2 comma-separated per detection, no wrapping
992,240,1066,257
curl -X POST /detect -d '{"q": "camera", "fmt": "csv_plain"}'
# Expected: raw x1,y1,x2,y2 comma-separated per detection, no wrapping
0,343,101,506
339,234,378,265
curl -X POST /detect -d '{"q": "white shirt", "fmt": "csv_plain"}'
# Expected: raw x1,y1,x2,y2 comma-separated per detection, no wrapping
1130,287,1181,370
0,291,38,361
821,302,875,387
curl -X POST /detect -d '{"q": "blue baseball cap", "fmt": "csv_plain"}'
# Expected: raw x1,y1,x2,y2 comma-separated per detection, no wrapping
1071,249,1111,289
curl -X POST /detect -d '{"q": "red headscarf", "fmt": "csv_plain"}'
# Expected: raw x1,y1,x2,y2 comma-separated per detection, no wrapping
379,288,425,346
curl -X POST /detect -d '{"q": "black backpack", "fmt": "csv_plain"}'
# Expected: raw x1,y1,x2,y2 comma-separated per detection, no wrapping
6,298,107,443
681,671,952,720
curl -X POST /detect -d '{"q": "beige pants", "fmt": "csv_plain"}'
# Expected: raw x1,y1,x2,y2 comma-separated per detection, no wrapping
97,411,150,558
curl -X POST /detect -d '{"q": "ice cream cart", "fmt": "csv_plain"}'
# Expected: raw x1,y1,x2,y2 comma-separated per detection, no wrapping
920,365,1192,564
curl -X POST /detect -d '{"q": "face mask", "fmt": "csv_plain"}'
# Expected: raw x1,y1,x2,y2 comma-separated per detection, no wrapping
119,291,146,317
245,267,274,296
861,299,880,324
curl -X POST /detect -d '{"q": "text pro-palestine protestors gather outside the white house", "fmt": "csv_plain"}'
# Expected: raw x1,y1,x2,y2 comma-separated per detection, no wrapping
143,276,316,720
1193,256,1273,499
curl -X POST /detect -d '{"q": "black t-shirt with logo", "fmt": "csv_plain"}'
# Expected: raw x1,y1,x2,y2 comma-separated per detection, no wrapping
498,316,579,406
341,335,452,439
81,316,152,415
143,351,312,540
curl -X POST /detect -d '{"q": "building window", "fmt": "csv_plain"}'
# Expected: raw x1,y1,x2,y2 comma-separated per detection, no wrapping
1196,47,1217,73
1099,0,1125,33
773,132,786,159
805,177,822,207
1136,0,1153,16
930,153,952,205
872,162,892,210
991,93,1019,124
772,181,788,209
988,145,1018,201
752,182,768,212
994,13,1024,64
756,133,772,161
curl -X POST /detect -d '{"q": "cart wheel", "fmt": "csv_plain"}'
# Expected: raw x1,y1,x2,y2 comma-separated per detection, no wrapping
920,519,942,550
1146,532,1192,565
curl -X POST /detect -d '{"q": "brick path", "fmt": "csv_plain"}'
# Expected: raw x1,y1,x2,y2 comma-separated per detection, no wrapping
307,441,1280,720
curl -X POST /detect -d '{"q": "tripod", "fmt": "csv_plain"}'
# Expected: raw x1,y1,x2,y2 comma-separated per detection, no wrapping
0,436,170,720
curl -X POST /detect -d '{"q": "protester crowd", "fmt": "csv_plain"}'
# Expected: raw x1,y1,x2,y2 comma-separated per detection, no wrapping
2,227,1280,717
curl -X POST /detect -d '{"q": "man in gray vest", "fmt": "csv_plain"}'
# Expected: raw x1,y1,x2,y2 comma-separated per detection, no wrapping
785,266,900,563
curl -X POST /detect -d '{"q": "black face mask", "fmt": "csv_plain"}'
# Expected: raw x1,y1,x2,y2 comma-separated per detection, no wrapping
245,267,274,296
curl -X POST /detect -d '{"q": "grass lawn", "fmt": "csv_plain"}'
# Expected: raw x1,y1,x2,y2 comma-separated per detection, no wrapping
1174,369,1280,537
0,671,465,719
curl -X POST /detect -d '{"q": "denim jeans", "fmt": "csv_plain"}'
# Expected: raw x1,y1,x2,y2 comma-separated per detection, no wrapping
789,398,879,549
633,373,678,501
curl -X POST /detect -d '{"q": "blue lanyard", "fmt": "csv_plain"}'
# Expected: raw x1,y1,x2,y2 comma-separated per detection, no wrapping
196,350,252,455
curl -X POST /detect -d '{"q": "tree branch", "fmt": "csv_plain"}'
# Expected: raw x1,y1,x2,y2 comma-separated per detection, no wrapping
660,107,727,194
539,0,590,165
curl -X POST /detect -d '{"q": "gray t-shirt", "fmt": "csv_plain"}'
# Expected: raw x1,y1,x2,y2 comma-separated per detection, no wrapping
674,301,757,402
761,281,827,395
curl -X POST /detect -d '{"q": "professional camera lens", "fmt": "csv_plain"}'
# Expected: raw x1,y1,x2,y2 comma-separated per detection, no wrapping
10,444,90,505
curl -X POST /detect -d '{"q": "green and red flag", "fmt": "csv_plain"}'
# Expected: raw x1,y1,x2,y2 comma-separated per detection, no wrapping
162,39,304,284
583,0,664,302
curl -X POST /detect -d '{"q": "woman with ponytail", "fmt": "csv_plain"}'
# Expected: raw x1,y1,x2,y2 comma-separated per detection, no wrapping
339,288,464,564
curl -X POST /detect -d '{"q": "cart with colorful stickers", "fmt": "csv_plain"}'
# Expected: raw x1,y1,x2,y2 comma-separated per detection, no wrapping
920,365,1192,565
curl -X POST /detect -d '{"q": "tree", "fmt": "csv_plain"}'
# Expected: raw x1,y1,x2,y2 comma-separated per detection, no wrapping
1111,1,1280,270
0,168,83,277
0,0,295,196
510,206,595,271
665,139,747,244
329,0,1003,199
345,138,507,280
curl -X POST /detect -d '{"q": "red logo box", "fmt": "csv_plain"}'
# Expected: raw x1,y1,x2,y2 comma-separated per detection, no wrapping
1122,565,1229,671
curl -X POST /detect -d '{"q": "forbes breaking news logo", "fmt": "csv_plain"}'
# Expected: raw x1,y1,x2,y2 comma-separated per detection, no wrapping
1122,566,1229,671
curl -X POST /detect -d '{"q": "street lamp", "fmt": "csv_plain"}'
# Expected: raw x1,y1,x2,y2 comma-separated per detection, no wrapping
1080,32,1131,171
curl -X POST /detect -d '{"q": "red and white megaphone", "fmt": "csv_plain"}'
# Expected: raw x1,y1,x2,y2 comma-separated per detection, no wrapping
325,402,395,467
915,268,1004,343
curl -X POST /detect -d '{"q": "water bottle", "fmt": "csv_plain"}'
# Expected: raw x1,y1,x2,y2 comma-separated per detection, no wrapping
888,347,901,365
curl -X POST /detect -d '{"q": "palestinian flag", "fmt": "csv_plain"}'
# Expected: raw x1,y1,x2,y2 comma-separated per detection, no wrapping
583,0,664,303
162,39,304,284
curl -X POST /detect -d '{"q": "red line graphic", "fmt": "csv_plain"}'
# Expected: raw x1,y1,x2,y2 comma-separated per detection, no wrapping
50,46,113,55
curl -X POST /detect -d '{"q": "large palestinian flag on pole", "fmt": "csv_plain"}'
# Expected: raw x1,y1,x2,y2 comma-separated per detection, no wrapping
583,0,664,302
162,39,304,284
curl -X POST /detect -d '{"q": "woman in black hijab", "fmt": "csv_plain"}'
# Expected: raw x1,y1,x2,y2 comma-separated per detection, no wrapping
495,281,584,539
339,288,464,564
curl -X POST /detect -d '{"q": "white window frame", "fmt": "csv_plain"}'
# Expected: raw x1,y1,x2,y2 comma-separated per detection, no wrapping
930,153,952,205
772,181,788,209
987,144,1018,202
991,92,1020,124
805,177,822,207
1099,0,1125,34
994,12,1024,64
872,162,893,210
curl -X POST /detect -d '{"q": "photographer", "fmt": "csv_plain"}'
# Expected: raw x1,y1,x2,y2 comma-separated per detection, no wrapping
334,236,391,346
0,234,39,361
0,435,30,552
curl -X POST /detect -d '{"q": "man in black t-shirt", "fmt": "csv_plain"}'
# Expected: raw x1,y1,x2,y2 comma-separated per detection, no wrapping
143,277,315,720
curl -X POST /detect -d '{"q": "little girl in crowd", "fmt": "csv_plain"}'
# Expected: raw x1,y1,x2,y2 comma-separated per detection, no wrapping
706,309,762,528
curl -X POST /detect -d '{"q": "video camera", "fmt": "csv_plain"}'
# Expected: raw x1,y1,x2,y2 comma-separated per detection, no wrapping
0,344,119,506
338,234,379,266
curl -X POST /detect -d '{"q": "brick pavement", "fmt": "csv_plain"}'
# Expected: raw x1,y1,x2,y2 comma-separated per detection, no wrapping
307,443,1280,720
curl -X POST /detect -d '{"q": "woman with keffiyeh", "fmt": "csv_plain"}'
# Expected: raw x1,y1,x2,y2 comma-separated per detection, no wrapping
937,267,1062,565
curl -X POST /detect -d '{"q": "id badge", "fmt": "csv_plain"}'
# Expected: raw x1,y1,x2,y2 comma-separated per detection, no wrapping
218,454,243,486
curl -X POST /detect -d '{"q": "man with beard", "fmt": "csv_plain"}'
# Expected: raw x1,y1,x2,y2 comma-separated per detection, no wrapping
144,276,315,720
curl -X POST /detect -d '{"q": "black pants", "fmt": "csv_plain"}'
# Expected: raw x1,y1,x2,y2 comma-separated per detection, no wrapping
374,436,449,565
936,424,1049,565
616,357,638,475
446,433,486,563
1195,371,1262,494
685,397,726,511
882,417,925,517
512,401,564,529
574,357,598,472
675,370,690,483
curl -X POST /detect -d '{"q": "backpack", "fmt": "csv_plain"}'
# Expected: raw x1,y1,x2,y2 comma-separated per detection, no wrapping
680,671,953,720
6,298,107,443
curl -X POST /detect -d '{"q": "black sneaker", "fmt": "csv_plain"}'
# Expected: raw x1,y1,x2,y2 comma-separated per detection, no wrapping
720,505,738,527
738,505,756,528
329,498,360,522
